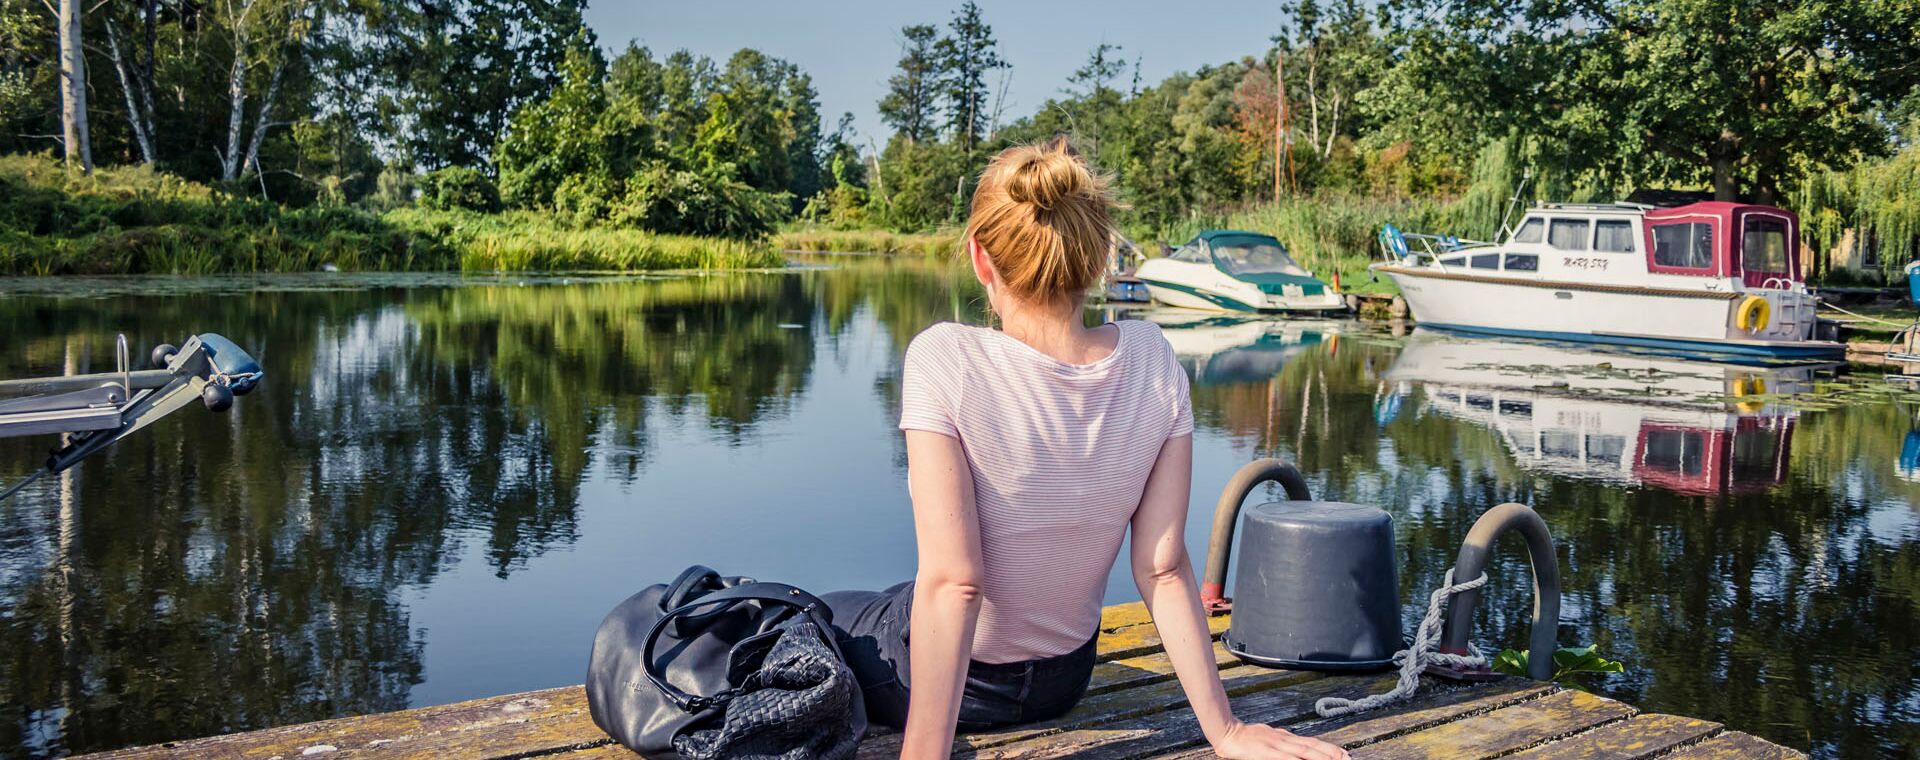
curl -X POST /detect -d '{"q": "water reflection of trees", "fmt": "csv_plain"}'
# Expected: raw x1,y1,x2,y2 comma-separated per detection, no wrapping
0,271,853,757
1181,337,1916,757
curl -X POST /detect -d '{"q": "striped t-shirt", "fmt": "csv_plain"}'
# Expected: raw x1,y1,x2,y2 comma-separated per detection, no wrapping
899,319,1194,663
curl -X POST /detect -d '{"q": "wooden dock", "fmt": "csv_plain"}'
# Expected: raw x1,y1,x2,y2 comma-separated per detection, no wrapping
82,603,1805,760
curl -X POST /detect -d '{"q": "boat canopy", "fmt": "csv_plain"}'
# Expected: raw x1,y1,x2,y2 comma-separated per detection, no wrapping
1181,230,1315,279
1642,202,1800,286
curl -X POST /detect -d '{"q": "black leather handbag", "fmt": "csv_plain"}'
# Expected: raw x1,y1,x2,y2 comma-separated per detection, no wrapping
587,565,868,760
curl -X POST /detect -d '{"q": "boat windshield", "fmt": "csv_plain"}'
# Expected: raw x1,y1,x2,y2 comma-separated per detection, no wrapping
1212,240,1310,276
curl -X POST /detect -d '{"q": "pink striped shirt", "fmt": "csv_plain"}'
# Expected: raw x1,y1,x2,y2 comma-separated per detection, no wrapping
899,320,1194,662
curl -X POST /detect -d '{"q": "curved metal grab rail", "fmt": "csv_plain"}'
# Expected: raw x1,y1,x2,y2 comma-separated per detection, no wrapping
1436,502,1560,682
1200,458,1311,614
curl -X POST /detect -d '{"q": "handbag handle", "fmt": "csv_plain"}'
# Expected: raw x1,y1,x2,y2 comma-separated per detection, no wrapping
640,581,833,712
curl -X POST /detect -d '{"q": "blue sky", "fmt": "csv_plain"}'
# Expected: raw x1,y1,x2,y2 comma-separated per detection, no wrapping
584,1,1291,145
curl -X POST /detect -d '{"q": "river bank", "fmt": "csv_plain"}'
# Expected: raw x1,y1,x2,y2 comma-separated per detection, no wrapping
0,156,781,275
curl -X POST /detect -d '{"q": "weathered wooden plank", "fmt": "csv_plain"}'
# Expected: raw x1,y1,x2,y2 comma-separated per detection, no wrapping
1502,713,1723,760
1086,640,1238,698
958,675,1399,760
1154,677,1557,759
1302,679,1559,749
82,606,1230,760
1348,690,1636,760
1659,731,1809,760
852,665,1321,760
1096,604,1232,661
87,686,600,760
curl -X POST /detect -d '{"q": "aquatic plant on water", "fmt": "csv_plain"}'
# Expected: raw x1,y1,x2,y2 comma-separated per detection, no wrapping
1491,645,1626,691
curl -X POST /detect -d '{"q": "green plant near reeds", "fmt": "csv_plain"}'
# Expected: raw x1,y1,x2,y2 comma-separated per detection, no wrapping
777,226,961,257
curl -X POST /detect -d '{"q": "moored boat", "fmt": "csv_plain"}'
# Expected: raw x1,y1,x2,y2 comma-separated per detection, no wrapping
1371,201,1844,359
1135,230,1345,313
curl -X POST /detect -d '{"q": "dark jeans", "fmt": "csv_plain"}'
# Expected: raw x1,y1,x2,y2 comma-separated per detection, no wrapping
821,581,1097,731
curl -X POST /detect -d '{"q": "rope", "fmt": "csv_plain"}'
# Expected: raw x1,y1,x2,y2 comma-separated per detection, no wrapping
1818,300,1914,328
1314,568,1490,718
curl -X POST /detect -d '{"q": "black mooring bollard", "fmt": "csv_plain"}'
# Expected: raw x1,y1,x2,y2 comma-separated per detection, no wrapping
1433,502,1561,683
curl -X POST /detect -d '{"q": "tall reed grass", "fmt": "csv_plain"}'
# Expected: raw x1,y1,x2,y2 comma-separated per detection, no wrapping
777,226,961,257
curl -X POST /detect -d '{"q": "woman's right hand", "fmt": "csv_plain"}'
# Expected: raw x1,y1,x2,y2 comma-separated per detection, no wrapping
1210,720,1349,760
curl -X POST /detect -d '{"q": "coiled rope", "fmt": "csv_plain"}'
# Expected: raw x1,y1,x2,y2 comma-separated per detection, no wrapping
1314,568,1490,718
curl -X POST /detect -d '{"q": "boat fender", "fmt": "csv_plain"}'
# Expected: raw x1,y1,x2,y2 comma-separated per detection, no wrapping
1735,295,1771,333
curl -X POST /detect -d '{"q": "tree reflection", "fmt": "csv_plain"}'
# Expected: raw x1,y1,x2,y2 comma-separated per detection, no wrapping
1171,327,1918,758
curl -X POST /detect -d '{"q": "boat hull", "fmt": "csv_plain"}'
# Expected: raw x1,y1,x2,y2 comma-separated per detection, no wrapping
1380,267,1842,359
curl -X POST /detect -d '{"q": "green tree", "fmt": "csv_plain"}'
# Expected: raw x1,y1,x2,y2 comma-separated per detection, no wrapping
494,32,610,210
1387,0,1920,202
934,1,1006,153
878,24,942,143
363,0,591,169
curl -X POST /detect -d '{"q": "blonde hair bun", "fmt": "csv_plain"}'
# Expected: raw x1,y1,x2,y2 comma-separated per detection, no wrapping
1004,148,1092,212
965,137,1116,303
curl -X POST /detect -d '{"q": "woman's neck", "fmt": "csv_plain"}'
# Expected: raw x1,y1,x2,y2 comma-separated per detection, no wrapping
996,297,1116,364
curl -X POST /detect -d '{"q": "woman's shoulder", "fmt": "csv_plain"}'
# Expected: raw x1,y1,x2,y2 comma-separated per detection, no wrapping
1113,319,1174,356
906,321,986,360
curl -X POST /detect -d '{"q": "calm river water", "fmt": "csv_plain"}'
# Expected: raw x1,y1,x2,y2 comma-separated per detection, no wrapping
0,259,1915,758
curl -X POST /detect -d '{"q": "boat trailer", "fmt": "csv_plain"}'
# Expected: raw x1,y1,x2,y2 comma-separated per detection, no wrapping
0,333,263,501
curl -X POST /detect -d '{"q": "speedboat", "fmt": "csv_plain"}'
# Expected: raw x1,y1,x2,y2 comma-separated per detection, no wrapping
1370,201,1845,360
1134,230,1345,313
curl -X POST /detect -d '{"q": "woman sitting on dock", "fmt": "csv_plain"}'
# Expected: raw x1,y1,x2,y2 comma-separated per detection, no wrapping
822,139,1348,760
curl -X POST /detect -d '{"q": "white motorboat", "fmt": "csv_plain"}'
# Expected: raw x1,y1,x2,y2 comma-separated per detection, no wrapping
1135,230,1346,313
1370,201,1844,360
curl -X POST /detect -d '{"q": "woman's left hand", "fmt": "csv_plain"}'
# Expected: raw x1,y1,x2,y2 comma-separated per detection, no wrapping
1210,720,1349,760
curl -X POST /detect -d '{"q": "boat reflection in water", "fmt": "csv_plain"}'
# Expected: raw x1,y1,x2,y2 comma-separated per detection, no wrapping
1384,331,1824,496
1114,308,1335,385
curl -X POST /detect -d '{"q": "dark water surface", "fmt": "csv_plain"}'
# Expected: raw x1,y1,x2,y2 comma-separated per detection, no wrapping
0,260,1914,758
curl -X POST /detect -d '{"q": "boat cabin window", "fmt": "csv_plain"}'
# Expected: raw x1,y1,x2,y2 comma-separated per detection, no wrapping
1170,243,1209,263
1470,253,1501,269
1439,255,1466,267
1548,219,1590,250
1653,222,1715,269
1212,240,1310,276
1503,254,1539,271
1595,220,1636,252
1742,217,1790,274
1512,218,1544,244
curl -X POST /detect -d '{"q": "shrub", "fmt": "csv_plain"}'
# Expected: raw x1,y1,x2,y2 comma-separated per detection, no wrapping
419,166,502,213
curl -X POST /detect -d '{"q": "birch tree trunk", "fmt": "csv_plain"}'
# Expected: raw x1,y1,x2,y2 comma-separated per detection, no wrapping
58,0,92,174
222,31,249,181
105,20,156,165
242,57,286,180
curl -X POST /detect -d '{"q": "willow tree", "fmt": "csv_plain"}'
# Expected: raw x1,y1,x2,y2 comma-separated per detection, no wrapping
1385,0,1920,202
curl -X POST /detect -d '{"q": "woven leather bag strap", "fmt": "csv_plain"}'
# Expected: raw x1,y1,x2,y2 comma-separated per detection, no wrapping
639,582,832,711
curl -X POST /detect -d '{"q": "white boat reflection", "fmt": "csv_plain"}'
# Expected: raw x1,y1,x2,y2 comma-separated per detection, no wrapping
1384,331,1824,495
1117,308,1335,385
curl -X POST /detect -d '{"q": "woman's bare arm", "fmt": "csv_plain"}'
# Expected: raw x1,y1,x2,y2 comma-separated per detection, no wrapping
899,429,984,760
1130,435,1348,760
